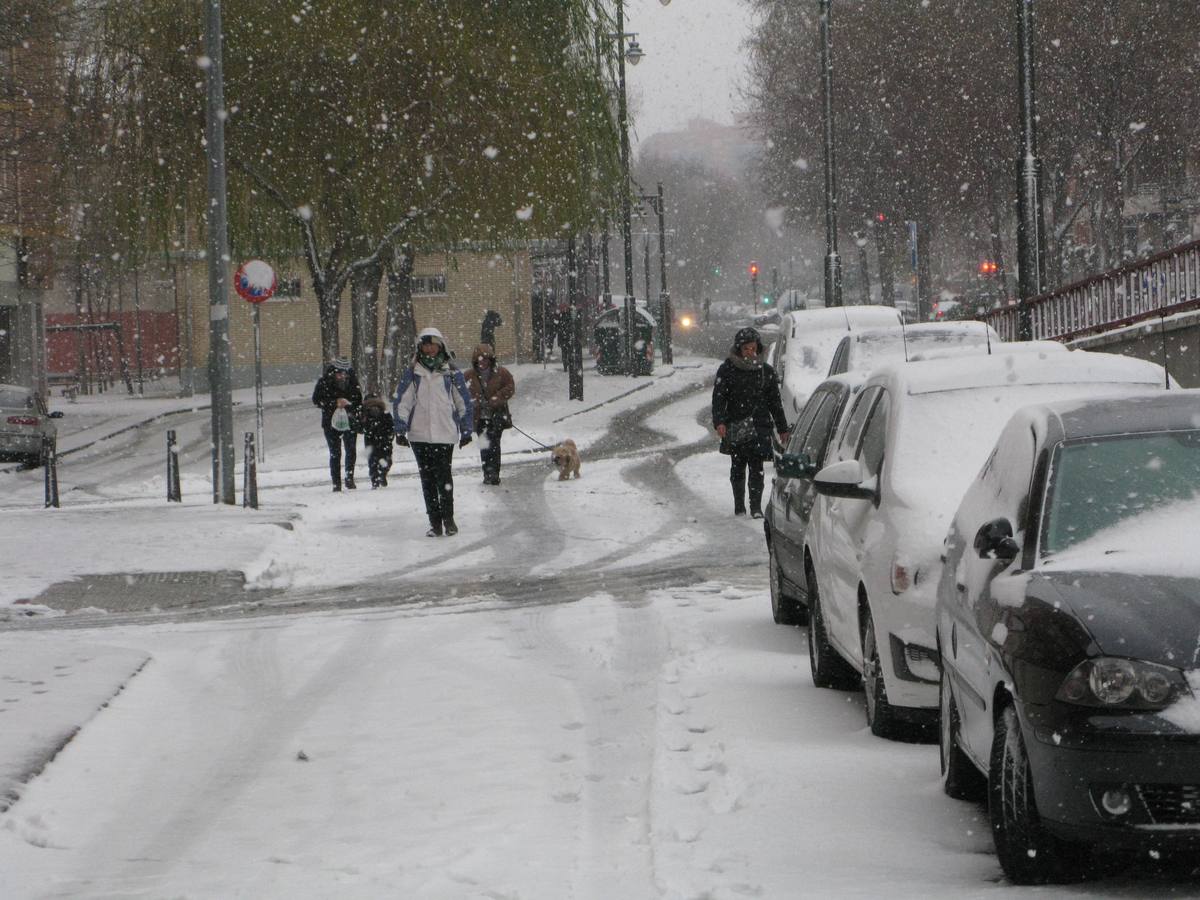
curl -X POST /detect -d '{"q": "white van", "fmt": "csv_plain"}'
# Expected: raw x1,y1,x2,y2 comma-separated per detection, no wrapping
774,305,902,421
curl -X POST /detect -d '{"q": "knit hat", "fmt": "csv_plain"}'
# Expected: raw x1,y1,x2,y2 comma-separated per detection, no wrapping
732,327,763,355
331,356,352,371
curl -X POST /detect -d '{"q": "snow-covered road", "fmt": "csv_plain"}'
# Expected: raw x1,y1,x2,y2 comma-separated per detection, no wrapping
0,359,1194,897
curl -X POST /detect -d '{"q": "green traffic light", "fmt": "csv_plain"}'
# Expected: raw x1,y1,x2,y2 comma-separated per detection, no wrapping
762,295,772,305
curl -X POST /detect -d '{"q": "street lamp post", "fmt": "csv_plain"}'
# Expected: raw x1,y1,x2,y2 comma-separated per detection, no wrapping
1015,0,1045,340
203,0,236,504
819,0,843,309
610,0,670,375
640,184,671,364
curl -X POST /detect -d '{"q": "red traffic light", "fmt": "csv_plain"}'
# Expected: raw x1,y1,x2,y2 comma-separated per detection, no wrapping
979,259,999,275
875,212,887,223
749,261,759,278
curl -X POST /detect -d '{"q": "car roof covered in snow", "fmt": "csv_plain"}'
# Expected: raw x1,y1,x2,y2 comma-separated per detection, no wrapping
1024,389,1200,443
782,305,901,339
869,346,1166,397
848,321,998,345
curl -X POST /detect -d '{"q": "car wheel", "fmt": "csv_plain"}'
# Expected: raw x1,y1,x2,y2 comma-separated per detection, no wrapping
862,608,906,740
807,566,858,690
989,703,1089,884
939,657,986,801
769,542,807,626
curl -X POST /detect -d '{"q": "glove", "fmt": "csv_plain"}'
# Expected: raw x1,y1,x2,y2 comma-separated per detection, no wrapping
395,434,409,447
459,435,472,449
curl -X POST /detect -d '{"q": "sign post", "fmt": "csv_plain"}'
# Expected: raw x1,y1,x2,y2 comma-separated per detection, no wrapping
234,260,276,463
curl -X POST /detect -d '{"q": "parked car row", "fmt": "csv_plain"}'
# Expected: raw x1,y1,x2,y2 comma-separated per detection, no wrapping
759,328,1200,882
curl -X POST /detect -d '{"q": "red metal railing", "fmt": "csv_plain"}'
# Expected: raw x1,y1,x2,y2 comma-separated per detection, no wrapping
986,238,1200,342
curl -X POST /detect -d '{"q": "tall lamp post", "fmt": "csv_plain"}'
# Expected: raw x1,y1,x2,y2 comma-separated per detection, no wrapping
639,183,672,364
1015,0,1045,340
203,0,236,504
819,0,843,309
611,0,670,375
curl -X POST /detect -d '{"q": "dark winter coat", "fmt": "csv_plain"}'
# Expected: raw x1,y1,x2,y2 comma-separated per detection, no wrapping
360,397,395,451
464,343,516,432
712,354,788,460
311,366,363,430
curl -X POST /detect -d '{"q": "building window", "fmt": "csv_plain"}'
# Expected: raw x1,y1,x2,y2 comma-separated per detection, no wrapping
412,273,447,296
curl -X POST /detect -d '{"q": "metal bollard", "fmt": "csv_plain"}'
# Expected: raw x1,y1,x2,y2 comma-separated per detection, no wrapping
166,429,182,502
42,434,59,509
242,432,258,509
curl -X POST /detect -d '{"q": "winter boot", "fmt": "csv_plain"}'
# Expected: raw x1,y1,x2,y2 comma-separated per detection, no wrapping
332,477,342,493
345,473,356,490
443,517,459,536
426,517,443,537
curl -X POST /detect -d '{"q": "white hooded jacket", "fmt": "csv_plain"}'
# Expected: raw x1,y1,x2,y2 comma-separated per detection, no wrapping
392,328,474,445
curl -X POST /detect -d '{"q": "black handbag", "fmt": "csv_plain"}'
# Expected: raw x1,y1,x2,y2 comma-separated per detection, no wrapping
727,416,759,448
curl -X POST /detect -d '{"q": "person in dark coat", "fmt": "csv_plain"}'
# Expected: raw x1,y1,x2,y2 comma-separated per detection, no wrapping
311,357,363,491
480,309,504,348
464,343,516,485
712,327,790,517
360,394,395,488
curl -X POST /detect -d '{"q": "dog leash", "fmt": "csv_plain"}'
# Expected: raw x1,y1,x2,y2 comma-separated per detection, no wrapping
508,422,556,451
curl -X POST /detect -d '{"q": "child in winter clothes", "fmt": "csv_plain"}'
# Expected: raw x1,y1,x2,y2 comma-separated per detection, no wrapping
360,394,395,488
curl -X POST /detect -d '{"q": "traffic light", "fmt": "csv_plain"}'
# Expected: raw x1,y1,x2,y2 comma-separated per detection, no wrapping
762,294,772,306
875,212,887,223
749,261,759,279
979,259,999,276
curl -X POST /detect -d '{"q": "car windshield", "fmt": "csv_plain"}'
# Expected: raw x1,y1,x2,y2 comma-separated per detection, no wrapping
0,388,33,409
1041,430,1200,557
852,330,988,371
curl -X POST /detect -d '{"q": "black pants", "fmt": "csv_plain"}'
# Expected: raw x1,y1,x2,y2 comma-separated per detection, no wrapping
477,421,504,483
324,426,357,485
729,451,764,514
412,442,455,523
366,440,392,486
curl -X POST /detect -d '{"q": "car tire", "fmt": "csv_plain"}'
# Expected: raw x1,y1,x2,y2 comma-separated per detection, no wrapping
939,658,985,801
807,566,858,690
769,542,807,626
861,607,906,740
989,703,1089,884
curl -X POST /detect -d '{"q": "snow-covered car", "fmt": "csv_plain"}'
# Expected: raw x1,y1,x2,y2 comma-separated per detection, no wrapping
0,383,61,467
803,348,1171,739
936,391,1200,884
773,306,902,423
764,372,866,625
826,321,1001,377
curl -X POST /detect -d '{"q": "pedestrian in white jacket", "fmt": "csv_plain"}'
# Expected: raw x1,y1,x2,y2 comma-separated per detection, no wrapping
393,328,474,537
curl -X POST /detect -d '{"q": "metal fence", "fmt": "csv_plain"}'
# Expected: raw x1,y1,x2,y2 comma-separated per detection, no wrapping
987,239,1200,342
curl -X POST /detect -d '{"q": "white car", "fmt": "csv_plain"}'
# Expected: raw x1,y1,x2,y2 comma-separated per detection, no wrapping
773,306,902,422
802,348,1171,739
826,321,1001,376
0,383,61,467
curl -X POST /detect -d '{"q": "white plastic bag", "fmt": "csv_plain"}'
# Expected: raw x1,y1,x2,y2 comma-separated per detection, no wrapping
331,406,351,432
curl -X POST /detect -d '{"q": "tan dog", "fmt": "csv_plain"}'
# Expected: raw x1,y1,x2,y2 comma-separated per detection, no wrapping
551,439,581,480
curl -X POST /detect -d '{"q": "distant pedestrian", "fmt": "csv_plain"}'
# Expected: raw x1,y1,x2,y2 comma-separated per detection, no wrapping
712,327,789,517
312,356,362,492
360,394,395,488
465,343,515,485
393,328,474,536
481,309,504,348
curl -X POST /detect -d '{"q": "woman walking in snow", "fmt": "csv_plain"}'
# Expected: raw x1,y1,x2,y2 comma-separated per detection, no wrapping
311,356,363,491
712,327,789,518
393,329,474,536
464,343,515,485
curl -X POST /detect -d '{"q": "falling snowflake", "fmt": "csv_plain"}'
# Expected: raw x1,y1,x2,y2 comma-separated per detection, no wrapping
516,205,534,221
483,146,500,160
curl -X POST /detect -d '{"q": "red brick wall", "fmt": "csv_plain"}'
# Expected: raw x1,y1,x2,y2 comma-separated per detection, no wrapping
46,312,180,377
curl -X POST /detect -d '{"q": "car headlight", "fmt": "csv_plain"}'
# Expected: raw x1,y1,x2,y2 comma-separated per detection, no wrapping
1056,657,1186,710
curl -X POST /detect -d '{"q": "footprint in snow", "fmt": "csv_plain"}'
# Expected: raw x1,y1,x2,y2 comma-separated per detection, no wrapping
560,721,584,731
553,790,581,804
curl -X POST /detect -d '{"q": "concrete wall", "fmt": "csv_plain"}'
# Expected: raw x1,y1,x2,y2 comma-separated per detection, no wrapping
1069,309,1200,388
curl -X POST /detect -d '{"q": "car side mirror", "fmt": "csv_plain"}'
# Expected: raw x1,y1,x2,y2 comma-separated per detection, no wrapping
48,410,64,419
776,451,813,479
814,459,878,502
974,518,1019,562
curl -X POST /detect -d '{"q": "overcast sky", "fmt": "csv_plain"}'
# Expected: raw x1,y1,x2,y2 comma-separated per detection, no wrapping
621,0,755,148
